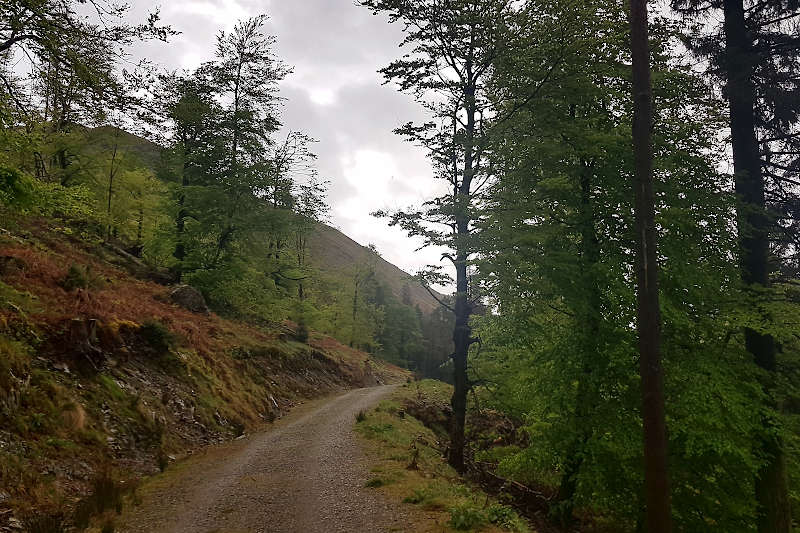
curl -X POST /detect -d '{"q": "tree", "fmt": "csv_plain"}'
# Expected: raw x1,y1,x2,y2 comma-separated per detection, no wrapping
361,0,514,473
1,1,173,179
474,0,761,528
205,15,290,264
629,0,672,529
670,1,800,529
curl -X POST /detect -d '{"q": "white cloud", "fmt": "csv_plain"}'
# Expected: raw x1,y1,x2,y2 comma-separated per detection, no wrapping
163,0,251,28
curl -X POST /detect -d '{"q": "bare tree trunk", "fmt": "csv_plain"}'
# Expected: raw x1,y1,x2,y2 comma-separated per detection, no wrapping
629,1,672,531
722,2,791,531
106,142,119,242
174,140,192,281
448,73,476,473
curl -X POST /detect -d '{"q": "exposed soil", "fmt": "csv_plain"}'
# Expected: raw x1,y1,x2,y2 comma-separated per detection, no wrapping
119,385,416,533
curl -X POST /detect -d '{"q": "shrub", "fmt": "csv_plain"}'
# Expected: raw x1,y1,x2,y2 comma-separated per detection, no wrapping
294,320,309,343
61,264,89,291
73,470,125,529
140,320,176,353
448,502,487,531
0,166,34,208
355,409,367,423
487,504,527,532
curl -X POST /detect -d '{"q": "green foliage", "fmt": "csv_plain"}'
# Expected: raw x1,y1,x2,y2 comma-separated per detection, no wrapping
448,502,487,530
140,321,177,354
34,182,98,222
60,264,89,291
0,167,35,207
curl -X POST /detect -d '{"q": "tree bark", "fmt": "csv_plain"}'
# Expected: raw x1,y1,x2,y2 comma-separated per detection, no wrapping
722,1,791,531
173,146,191,282
629,1,672,531
105,142,119,242
448,73,476,473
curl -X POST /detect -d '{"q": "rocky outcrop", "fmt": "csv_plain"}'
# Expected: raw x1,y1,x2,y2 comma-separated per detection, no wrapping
169,285,209,314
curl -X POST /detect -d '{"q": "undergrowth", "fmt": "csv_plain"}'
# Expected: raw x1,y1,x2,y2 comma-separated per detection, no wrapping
355,381,528,533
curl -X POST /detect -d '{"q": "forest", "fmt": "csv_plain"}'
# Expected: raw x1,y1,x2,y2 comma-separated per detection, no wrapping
1,0,800,532
0,6,453,377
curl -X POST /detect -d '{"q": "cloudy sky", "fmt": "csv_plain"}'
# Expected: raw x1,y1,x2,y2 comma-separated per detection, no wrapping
126,0,449,281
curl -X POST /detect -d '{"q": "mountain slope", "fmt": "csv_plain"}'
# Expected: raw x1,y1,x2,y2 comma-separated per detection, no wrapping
307,223,444,315
83,126,448,316
0,211,408,528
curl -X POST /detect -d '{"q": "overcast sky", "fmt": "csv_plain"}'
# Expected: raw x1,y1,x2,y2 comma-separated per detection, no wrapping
126,0,450,283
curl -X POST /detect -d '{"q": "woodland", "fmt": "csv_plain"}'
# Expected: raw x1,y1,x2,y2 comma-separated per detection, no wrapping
2,0,800,532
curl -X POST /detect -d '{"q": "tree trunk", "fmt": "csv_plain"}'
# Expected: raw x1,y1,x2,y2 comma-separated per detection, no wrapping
174,151,190,282
449,253,470,473
106,143,119,242
448,74,476,473
629,1,672,531
722,1,791,531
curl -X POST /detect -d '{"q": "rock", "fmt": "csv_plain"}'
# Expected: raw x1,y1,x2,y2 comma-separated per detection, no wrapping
0,490,9,504
169,285,209,314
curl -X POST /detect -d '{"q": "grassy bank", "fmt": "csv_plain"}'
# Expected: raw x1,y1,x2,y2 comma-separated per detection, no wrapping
356,380,530,533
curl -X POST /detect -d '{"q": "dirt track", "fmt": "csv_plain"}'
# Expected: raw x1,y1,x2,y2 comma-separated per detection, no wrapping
120,386,411,533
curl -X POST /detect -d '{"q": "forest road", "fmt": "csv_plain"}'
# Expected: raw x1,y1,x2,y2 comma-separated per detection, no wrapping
119,385,413,533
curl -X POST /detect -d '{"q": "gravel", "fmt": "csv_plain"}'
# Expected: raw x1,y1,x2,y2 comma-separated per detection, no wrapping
119,385,413,533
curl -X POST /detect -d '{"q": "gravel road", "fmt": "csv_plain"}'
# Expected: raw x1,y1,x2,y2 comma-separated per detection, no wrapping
120,385,413,533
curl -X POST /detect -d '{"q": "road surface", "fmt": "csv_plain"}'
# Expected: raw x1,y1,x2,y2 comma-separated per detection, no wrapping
120,386,412,533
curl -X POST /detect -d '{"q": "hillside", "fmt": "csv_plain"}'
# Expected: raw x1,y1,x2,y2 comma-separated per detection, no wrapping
307,223,444,315
0,211,408,529
81,125,447,316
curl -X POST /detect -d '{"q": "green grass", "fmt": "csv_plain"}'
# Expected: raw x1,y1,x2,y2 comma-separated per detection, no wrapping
355,382,529,533
98,374,127,402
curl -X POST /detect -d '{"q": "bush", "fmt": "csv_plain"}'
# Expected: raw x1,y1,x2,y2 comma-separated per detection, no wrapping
294,320,309,343
355,409,368,423
140,320,176,353
448,503,487,531
0,166,34,208
487,504,527,532
61,264,89,291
